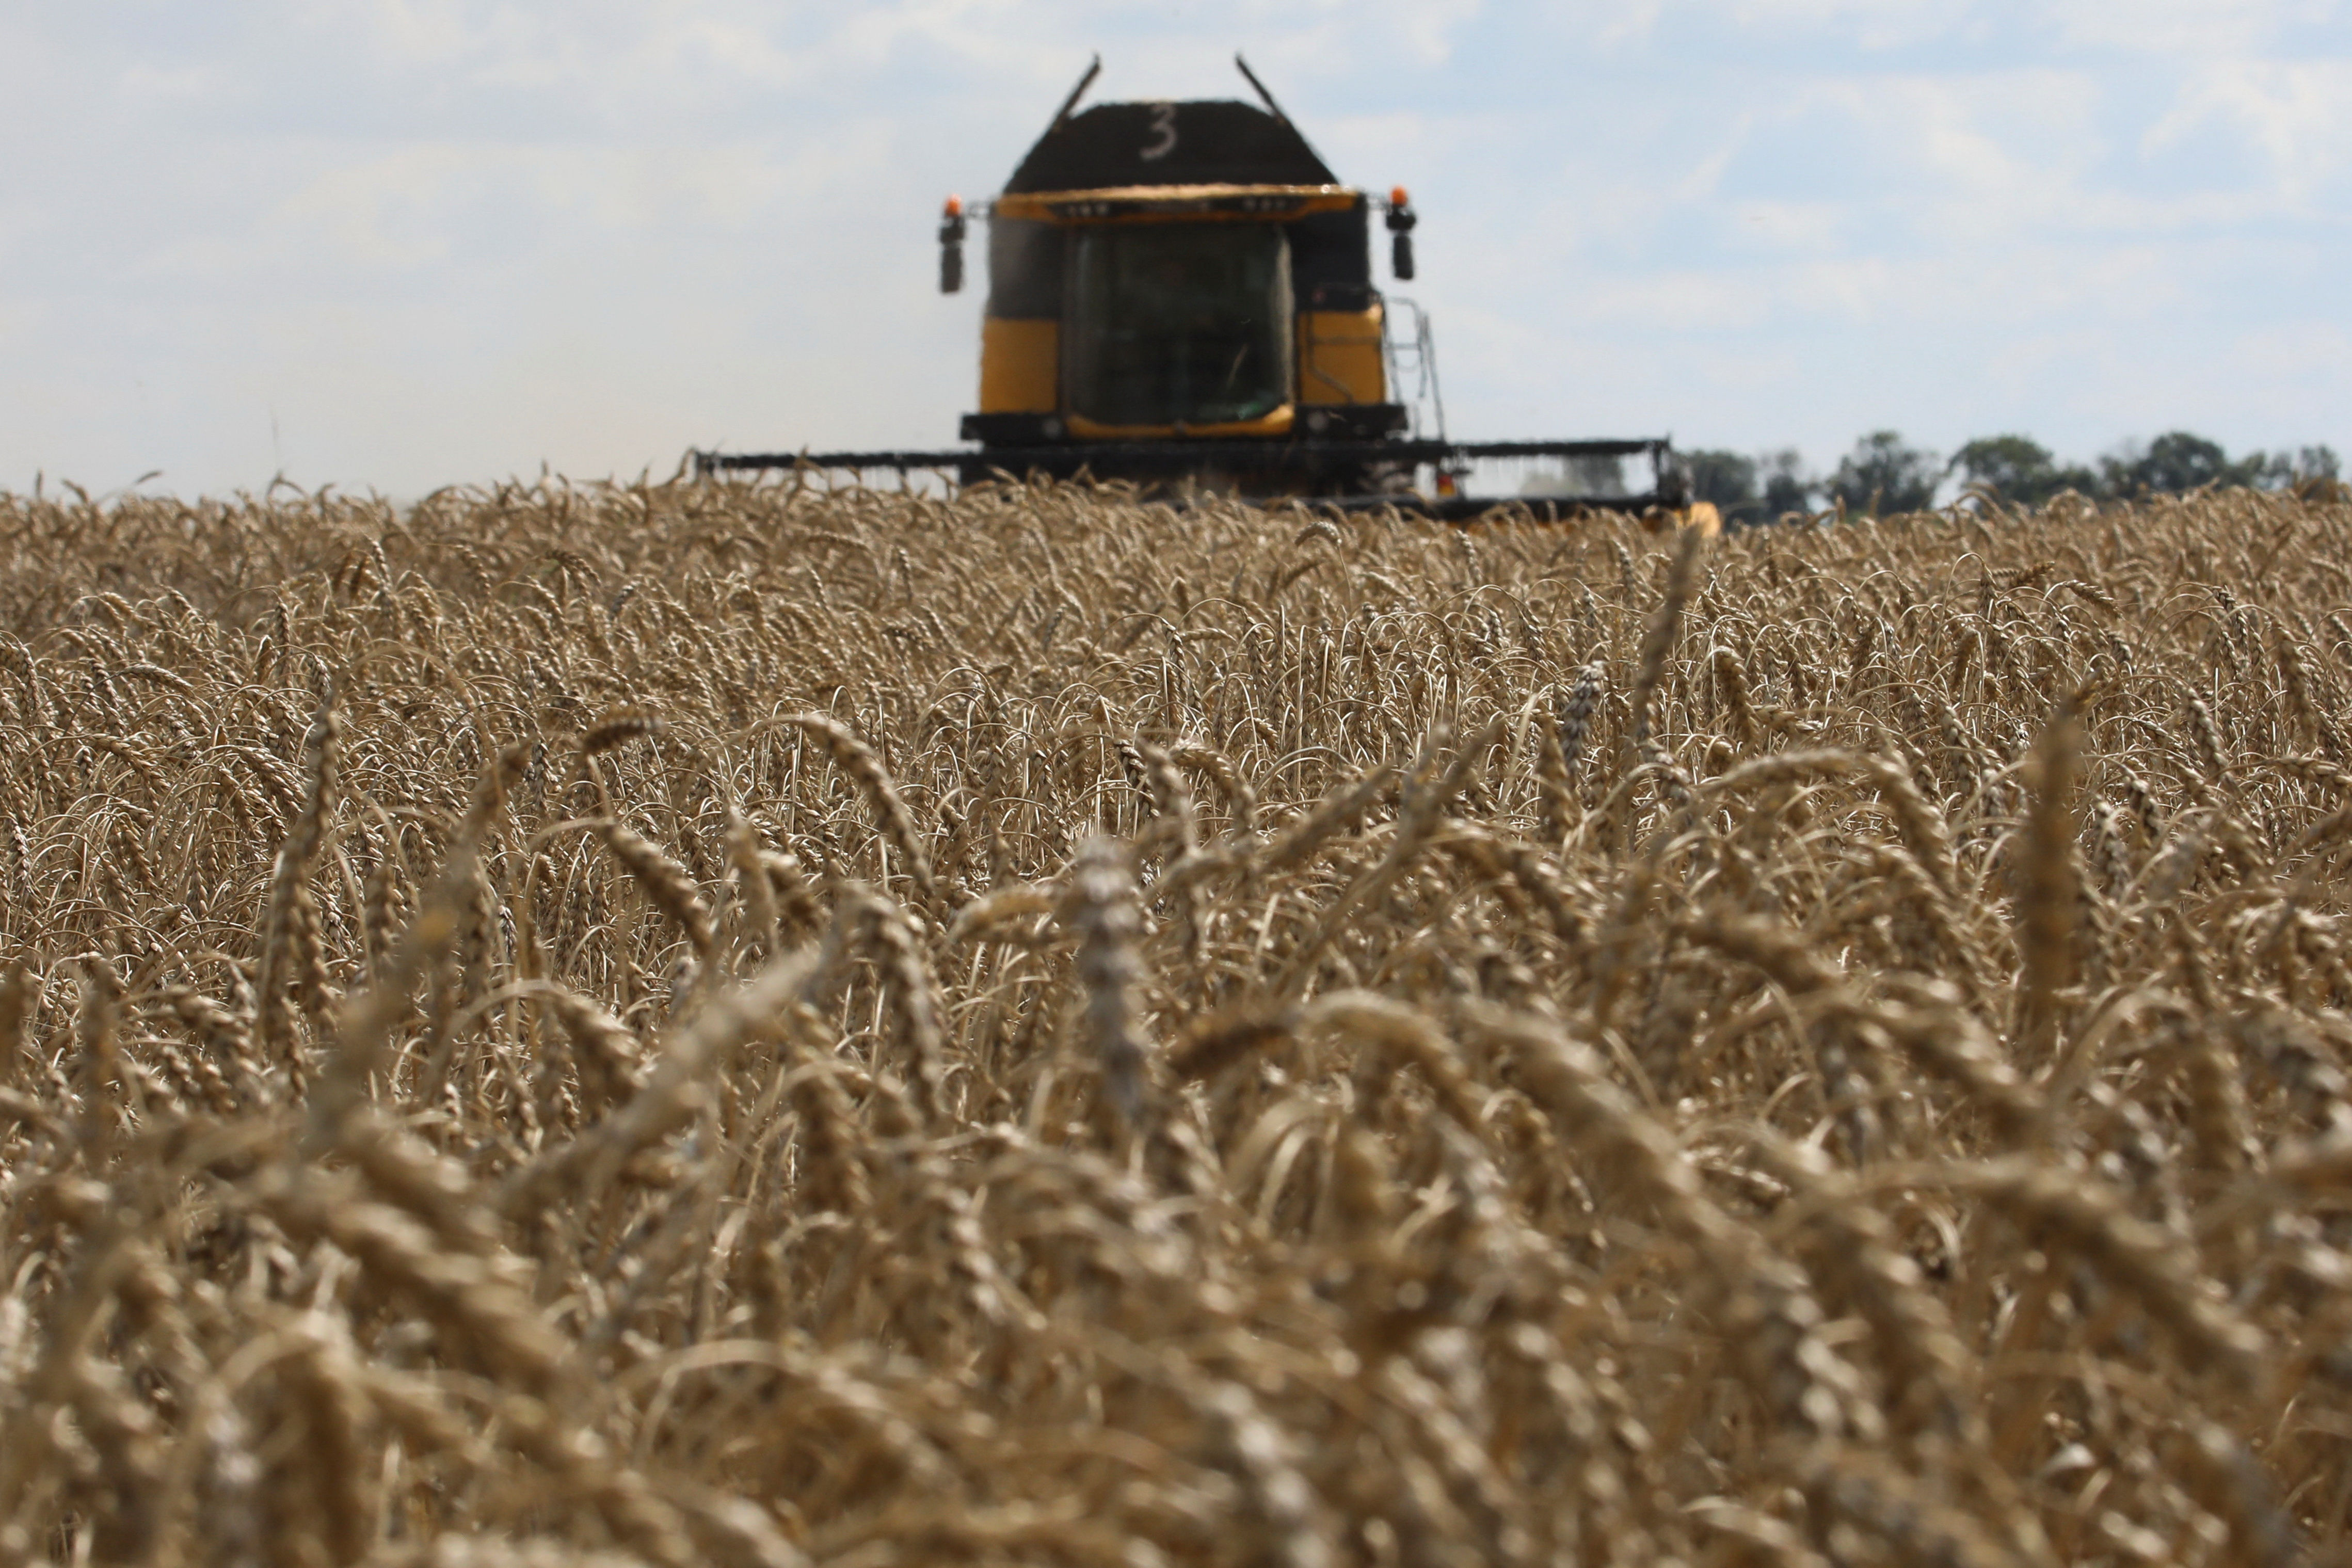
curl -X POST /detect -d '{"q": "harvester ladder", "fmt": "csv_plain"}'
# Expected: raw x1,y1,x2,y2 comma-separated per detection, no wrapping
1381,296,1447,443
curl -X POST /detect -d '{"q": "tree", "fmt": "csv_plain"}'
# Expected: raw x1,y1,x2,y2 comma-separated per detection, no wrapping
1947,435,2099,507
2284,445,2347,499
2259,445,2341,489
1829,431,1939,515
2100,431,2228,495
1759,450,1816,519
2099,431,2270,496
1680,450,1759,524
2100,434,2346,495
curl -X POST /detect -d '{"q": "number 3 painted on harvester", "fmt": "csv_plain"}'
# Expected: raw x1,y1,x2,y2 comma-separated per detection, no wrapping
1140,102,1177,161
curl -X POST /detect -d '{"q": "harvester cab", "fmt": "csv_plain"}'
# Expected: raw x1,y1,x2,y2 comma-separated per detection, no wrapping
699,56,1703,526
956,56,1411,469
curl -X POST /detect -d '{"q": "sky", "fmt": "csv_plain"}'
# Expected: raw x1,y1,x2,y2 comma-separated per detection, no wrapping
2,1,2346,498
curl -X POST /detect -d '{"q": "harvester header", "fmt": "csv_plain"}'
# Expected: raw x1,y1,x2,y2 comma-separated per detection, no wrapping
697,55,1700,524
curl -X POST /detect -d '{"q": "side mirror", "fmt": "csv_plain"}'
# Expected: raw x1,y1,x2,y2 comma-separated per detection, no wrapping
1385,186,1416,282
938,196,966,295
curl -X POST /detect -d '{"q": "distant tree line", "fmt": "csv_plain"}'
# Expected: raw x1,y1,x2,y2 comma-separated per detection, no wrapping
1680,431,2343,525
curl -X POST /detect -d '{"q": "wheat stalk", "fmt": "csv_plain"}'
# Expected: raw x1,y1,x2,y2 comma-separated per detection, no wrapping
0,475,2339,1564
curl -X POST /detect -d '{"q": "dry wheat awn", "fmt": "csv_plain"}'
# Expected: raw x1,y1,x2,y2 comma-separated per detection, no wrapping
0,474,2344,1563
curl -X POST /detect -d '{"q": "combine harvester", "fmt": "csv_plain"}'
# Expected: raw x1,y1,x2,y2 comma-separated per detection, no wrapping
697,57,1711,529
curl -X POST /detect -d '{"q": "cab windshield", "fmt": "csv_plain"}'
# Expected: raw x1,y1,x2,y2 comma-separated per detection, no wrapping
1065,223,1291,428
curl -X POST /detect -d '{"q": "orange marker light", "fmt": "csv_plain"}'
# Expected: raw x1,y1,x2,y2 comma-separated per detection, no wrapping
945,194,964,217
1390,186,1410,210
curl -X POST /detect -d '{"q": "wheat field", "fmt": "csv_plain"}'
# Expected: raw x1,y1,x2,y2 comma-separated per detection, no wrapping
2,474,2350,1566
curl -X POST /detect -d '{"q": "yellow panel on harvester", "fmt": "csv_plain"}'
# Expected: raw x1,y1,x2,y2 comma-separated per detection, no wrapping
978,317,1059,413
1297,306,1386,407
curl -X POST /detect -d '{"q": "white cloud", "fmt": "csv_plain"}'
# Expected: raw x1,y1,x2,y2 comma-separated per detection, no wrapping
0,0,2345,494
2049,0,2341,55
1710,0,1979,48
2146,58,2352,200
1733,200,1847,251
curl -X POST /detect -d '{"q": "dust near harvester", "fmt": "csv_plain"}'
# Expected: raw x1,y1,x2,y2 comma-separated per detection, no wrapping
1,476,2349,1563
